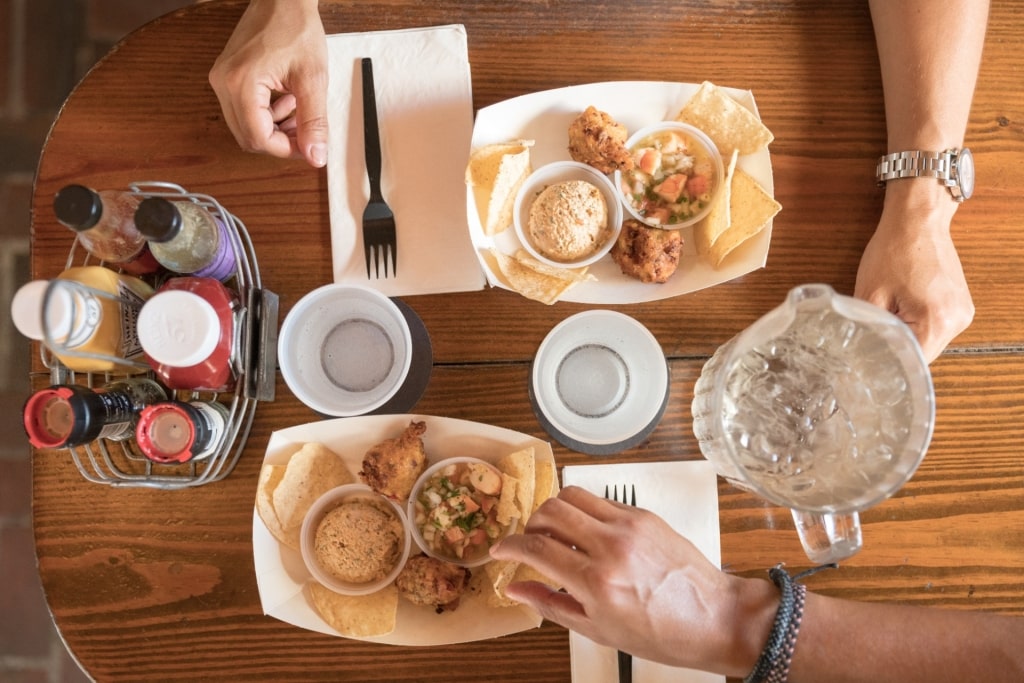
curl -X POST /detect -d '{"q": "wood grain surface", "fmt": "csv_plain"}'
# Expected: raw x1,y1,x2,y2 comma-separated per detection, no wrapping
29,1,1024,680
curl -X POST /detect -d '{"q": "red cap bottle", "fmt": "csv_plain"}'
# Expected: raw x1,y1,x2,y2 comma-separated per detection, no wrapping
135,400,228,463
136,277,238,392
23,379,166,449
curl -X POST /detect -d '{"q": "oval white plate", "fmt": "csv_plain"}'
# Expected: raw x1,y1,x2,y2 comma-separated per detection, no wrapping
468,80,775,304
530,311,669,454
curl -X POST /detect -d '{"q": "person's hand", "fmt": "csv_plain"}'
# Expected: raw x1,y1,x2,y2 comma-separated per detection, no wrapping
208,0,328,167
490,486,777,677
855,182,975,362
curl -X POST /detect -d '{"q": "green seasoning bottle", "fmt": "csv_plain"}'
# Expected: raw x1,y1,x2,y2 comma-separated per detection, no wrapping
134,197,237,282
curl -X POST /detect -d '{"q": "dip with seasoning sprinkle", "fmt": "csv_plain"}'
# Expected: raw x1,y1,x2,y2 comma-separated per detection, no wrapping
313,498,405,584
527,179,610,262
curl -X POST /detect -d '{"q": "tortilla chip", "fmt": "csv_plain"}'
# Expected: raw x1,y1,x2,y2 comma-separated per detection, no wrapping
490,248,594,305
708,169,782,267
497,447,536,524
272,442,356,548
496,474,520,526
532,460,558,514
309,581,398,637
484,558,521,607
675,81,774,156
255,464,289,545
466,140,534,235
695,148,739,258
486,560,563,608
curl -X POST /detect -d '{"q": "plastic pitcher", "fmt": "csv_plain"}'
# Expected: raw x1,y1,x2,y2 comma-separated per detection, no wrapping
691,284,935,563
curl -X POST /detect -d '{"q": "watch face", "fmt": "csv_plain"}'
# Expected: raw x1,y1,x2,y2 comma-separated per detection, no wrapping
957,148,975,200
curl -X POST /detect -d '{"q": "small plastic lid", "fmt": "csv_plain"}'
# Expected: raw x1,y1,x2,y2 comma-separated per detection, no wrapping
23,387,76,448
135,402,199,463
138,290,220,367
53,184,102,231
11,280,49,340
135,197,182,242
11,280,78,344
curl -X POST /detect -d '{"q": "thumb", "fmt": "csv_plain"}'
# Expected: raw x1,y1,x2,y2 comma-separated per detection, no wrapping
293,77,329,168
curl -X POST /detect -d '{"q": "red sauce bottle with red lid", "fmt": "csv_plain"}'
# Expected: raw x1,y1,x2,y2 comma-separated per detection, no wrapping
135,400,229,463
136,277,238,392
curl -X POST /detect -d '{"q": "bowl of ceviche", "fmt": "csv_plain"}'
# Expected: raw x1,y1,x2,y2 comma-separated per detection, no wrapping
407,457,518,568
614,120,724,229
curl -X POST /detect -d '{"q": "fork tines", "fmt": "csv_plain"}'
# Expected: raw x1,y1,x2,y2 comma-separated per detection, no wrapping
605,484,636,506
363,212,397,278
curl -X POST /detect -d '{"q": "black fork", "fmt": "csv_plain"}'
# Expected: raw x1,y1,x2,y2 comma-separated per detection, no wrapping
360,57,397,278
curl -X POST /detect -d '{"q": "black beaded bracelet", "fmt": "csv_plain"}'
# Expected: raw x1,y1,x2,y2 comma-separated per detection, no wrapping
743,563,837,683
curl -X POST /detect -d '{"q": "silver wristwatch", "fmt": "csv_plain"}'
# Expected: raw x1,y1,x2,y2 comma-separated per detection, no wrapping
875,148,975,202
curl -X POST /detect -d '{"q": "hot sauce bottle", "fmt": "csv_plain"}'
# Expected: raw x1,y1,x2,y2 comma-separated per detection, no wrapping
11,266,154,373
52,184,161,276
135,400,229,463
22,379,167,448
136,276,238,392
134,197,237,282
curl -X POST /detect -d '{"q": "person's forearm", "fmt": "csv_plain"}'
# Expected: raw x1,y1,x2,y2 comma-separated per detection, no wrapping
869,0,988,153
789,593,1024,682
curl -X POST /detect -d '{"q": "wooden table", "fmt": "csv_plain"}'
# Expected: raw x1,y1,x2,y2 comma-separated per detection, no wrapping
29,1,1024,680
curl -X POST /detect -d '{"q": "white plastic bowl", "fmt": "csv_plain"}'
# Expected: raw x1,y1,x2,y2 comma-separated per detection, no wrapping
614,121,724,229
278,284,412,416
300,484,412,596
407,457,518,568
531,310,668,447
513,161,623,269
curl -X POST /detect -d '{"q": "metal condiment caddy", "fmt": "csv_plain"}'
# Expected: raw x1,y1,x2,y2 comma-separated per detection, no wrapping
34,181,279,489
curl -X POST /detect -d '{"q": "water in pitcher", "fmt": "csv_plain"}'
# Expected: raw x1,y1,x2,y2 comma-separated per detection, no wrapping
698,303,920,514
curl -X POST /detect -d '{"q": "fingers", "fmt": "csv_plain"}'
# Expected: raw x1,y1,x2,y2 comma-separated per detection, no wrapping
491,526,591,586
516,487,622,553
232,83,298,159
858,286,972,364
502,580,588,626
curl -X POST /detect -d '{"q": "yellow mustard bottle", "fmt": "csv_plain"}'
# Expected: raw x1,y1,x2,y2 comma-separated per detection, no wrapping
11,266,155,373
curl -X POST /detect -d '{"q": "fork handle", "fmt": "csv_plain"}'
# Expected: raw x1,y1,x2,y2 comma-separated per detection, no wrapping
361,57,383,199
617,650,632,683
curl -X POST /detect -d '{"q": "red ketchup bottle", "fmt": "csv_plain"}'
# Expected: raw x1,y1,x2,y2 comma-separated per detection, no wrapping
135,400,229,463
136,277,238,392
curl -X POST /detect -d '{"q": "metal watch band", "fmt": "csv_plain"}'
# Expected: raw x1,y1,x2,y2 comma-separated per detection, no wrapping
875,150,952,186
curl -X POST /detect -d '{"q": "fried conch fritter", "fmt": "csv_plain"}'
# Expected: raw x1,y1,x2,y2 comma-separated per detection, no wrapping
610,219,683,284
567,106,634,174
359,420,428,501
395,554,472,613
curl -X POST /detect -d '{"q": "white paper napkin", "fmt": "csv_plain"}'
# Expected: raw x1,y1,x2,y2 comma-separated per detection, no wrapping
561,461,725,683
326,25,485,296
